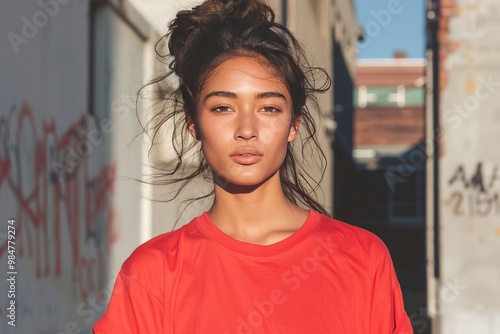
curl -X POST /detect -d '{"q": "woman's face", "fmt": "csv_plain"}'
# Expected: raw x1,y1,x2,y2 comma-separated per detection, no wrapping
191,56,298,188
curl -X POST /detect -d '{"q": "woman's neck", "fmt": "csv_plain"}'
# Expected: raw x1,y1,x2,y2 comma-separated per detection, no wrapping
208,172,309,245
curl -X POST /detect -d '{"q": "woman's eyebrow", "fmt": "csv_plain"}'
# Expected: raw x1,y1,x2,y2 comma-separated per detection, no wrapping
203,91,287,102
256,91,287,101
203,91,237,101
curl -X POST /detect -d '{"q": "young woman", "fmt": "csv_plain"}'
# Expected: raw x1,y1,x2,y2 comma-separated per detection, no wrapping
94,0,413,333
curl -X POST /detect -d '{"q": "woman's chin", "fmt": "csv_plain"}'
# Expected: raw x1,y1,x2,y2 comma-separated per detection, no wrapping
213,170,279,191
214,178,263,192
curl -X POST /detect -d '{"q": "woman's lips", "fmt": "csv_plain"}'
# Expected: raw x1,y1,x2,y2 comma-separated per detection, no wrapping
230,148,263,165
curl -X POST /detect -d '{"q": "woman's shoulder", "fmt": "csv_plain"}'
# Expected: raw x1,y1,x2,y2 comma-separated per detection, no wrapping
315,212,390,257
120,216,200,278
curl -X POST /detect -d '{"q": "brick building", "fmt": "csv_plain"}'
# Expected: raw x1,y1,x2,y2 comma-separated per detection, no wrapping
355,58,425,149
342,57,426,229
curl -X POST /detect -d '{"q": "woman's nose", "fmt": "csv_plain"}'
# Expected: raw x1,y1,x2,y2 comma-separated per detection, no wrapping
234,110,258,140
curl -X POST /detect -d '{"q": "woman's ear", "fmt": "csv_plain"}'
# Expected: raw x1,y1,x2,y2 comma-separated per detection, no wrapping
288,116,300,142
188,121,198,139
186,113,200,140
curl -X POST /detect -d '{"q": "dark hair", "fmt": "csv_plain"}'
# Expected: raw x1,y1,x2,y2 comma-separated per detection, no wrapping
139,0,331,217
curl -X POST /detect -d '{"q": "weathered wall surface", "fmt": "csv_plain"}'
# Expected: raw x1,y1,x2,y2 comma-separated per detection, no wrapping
438,0,500,332
0,1,151,332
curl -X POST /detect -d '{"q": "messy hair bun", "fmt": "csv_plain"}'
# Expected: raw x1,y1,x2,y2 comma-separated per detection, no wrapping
141,0,331,217
168,0,275,72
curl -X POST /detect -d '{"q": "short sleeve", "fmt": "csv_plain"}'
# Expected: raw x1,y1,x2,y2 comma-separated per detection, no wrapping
369,237,414,334
373,284,414,333
93,270,164,333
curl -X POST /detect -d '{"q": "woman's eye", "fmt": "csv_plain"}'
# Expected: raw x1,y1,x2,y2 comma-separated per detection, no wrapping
211,105,232,113
261,106,281,113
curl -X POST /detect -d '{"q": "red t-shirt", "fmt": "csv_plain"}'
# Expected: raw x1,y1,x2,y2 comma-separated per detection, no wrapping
93,210,413,333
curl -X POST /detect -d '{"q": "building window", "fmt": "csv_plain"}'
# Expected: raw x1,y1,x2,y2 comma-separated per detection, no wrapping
354,86,424,108
386,166,425,226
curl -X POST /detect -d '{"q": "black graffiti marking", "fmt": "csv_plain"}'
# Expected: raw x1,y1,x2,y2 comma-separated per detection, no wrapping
450,191,500,217
449,162,487,192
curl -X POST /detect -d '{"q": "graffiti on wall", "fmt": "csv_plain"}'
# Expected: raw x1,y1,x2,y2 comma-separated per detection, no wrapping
0,104,117,332
448,162,500,217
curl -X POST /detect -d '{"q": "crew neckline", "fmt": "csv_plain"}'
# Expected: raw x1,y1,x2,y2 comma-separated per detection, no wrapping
194,210,322,257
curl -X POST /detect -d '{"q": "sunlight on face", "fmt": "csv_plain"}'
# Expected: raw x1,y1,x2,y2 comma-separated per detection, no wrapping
191,56,299,188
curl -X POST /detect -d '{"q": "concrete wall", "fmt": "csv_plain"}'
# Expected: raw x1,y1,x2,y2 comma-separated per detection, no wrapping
288,0,336,211
270,0,358,213
436,0,500,332
0,0,154,332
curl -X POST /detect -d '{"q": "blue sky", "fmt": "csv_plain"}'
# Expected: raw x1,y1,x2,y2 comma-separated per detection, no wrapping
353,0,426,59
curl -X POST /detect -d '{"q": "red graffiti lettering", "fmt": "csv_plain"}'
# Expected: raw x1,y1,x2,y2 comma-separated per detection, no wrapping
0,105,117,301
